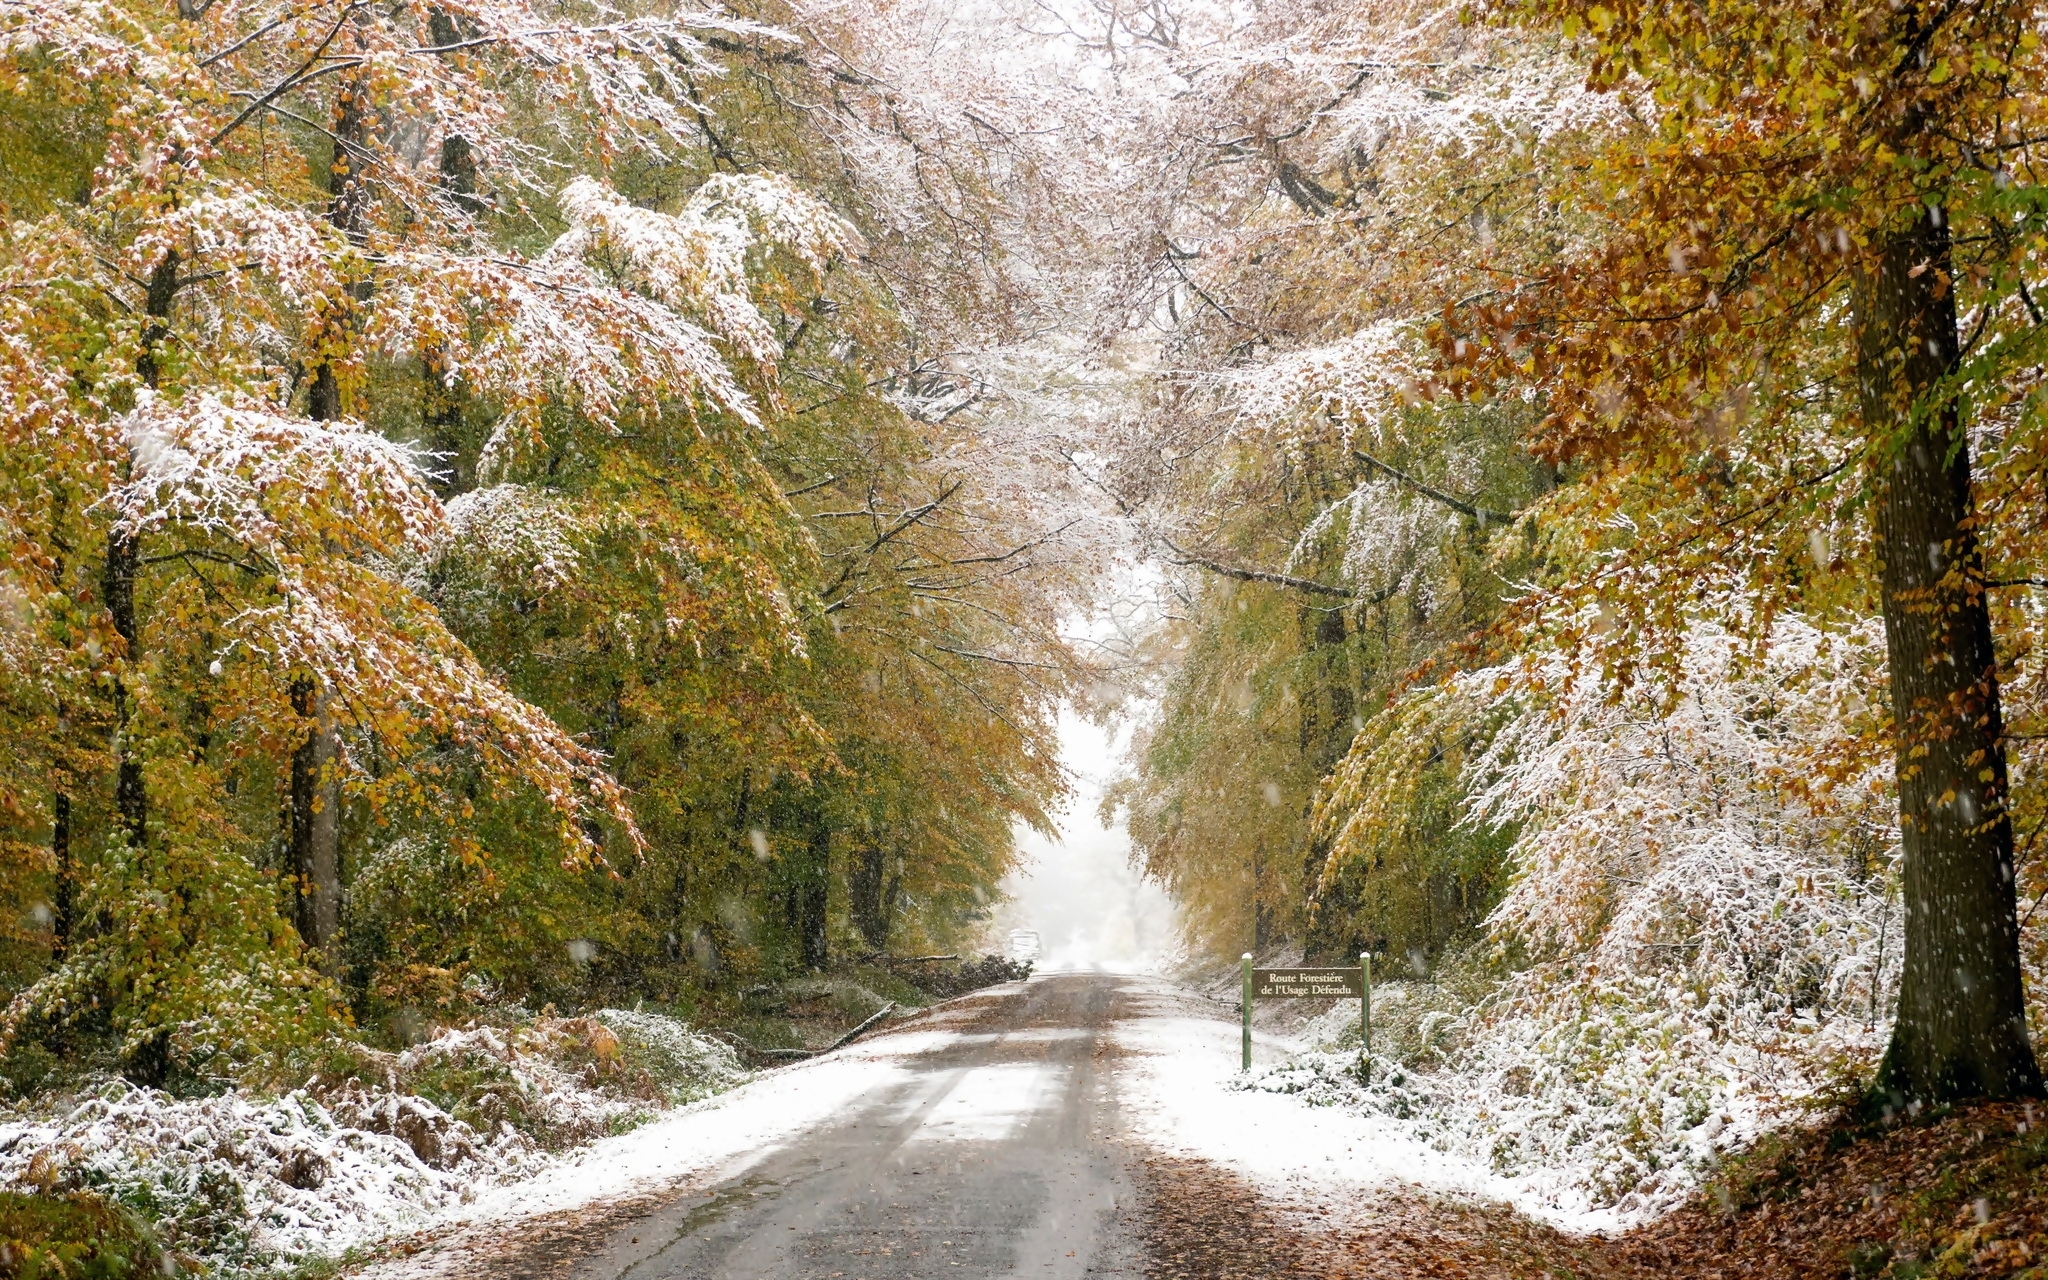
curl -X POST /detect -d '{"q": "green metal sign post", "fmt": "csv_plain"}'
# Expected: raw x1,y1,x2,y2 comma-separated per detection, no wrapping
1240,953,1253,1071
1361,952,1372,1082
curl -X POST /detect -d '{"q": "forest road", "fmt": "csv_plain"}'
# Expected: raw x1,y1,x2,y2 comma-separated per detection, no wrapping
566,974,1146,1280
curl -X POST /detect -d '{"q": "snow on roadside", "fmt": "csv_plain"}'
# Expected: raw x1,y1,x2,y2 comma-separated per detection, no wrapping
0,1009,747,1273
423,1037,914,1226
353,1014,975,1277
0,1081,523,1266
1110,978,1628,1235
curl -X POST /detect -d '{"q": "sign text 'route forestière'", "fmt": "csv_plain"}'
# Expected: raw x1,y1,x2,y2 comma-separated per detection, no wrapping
1251,967,1364,999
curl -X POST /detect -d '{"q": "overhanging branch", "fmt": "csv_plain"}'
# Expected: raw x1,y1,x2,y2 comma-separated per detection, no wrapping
1161,538,1360,599
1350,449,1517,524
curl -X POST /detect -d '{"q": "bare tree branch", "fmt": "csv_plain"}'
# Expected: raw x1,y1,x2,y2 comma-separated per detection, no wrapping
932,644,1064,670
1350,449,1517,524
210,3,366,147
779,473,842,500
1160,538,1363,599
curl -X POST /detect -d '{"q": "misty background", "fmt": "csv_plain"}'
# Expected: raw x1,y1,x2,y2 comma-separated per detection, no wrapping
990,708,1180,972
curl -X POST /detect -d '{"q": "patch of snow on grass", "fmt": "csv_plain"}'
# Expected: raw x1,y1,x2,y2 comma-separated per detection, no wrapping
1111,979,1628,1234
0,1077,528,1270
0,1009,749,1273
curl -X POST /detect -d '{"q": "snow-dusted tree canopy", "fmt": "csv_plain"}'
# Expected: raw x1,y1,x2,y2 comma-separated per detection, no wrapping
6,0,2048,1248
0,0,1095,1086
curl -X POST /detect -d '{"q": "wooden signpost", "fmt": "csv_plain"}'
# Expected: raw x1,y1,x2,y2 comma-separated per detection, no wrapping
1239,953,1373,1076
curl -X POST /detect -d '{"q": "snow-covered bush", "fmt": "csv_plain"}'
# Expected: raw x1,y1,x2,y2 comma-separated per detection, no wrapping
591,1009,749,1107
1232,1050,1437,1121
770,977,900,1025
1291,969,1491,1077
387,1011,741,1147
0,1010,745,1272
0,1077,518,1269
1306,612,1901,1219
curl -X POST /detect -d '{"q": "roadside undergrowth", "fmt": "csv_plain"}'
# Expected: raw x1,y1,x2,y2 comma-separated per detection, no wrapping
0,956,1029,1276
0,1009,743,1275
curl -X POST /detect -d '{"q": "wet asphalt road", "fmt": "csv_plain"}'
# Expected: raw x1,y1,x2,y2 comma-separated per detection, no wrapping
567,975,1145,1280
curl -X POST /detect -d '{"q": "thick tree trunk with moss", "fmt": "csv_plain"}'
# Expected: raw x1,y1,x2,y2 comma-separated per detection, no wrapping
1858,206,2042,1104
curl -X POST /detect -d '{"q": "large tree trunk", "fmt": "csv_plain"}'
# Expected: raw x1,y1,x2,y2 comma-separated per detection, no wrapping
800,821,831,971
103,530,144,847
287,71,369,963
420,7,481,496
112,250,180,1087
783,814,831,971
849,843,894,952
104,250,180,853
1858,205,2042,1104
420,347,470,496
1301,606,1360,962
306,73,366,422
290,676,341,956
52,792,72,956
52,538,75,957
430,8,480,209
1296,606,1354,767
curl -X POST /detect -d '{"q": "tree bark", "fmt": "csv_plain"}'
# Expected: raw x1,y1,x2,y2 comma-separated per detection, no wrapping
104,250,180,853
52,791,72,956
849,842,893,952
783,814,831,971
103,531,144,847
286,68,369,964
421,8,481,496
52,535,74,957
1296,606,1354,768
306,72,365,423
1301,606,1361,961
420,347,471,496
430,8,483,215
290,675,341,956
110,249,181,1087
800,821,831,970
1858,205,2043,1103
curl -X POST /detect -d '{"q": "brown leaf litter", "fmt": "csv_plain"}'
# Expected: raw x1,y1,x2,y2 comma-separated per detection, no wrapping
1135,1100,2048,1280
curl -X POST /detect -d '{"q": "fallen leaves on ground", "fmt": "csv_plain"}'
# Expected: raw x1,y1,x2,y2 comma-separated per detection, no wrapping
1606,1099,2048,1279
1136,1155,1324,1279
1138,1100,2048,1280
1136,1154,1593,1280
